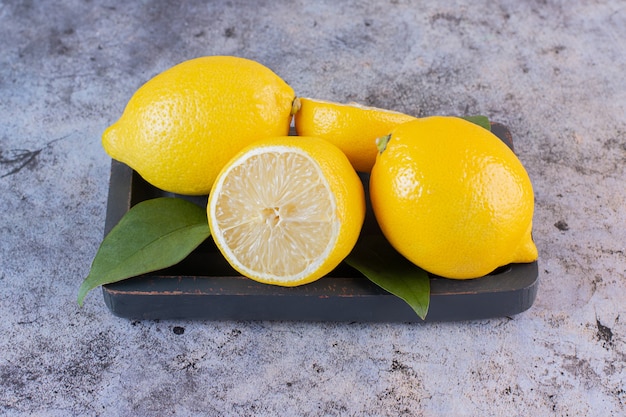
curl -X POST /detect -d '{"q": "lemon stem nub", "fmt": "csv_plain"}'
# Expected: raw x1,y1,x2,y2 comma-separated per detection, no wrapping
291,97,302,115
376,134,391,154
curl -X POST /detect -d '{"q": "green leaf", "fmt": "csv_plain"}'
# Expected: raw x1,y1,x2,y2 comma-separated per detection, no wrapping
78,197,211,306
461,115,491,131
346,235,430,320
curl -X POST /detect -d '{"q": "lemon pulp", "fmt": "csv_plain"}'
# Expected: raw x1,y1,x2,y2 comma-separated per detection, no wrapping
209,146,340,284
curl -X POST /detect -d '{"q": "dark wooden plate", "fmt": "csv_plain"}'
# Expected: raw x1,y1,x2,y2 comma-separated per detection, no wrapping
101,123,538,322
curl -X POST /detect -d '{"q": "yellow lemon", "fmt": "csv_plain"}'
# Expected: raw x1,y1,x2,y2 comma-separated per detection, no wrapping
208,136,365,286
370,116,538,279
293,97,416,172
102,56,295,195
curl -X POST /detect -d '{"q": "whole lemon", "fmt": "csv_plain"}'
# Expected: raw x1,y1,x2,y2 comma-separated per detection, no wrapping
208,136,365,286
370,116,538,279
293,97,416,172
102,56,295,195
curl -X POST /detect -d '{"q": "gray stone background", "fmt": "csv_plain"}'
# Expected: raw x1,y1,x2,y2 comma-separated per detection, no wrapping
1,0,624,416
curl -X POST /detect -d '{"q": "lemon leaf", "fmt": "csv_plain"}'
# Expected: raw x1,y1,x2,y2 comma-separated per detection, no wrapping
346,235,430,320
461,115,491,131
78,197,210,306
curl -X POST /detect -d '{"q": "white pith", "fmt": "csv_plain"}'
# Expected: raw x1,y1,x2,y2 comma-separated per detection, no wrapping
305,97,409,115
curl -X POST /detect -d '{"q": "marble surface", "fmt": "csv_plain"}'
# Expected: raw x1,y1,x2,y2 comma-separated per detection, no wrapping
1,1,624,415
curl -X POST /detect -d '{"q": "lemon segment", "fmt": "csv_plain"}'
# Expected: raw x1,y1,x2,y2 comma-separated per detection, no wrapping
293,97,416,172
208,136,365,286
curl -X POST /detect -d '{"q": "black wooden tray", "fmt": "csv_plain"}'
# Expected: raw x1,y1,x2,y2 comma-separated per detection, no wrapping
102,123,538,322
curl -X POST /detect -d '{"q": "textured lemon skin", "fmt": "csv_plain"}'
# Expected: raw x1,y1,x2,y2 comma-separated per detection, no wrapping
293,97,416,172
207,136,366,286
370,116,538,279
102,56,295,195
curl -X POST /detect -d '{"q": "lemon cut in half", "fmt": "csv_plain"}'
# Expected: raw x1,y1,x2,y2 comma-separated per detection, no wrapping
207,136,365,286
